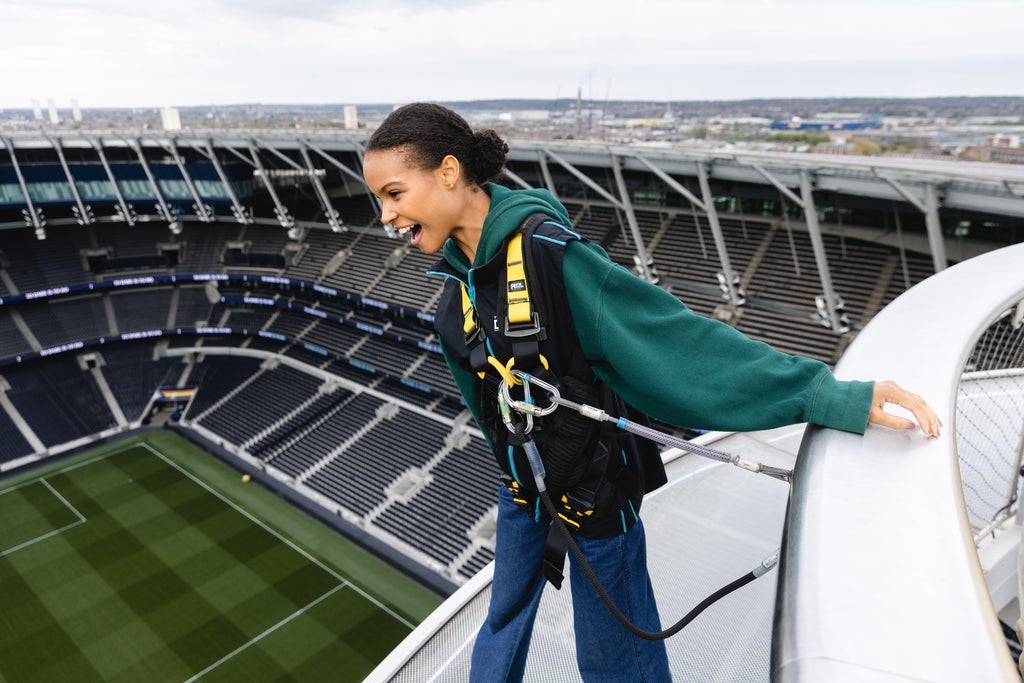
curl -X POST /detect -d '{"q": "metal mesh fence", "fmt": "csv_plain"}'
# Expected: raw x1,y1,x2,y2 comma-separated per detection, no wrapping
956,309,1024,540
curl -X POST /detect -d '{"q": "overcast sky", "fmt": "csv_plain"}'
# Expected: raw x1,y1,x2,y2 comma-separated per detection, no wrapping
3,0,1022,110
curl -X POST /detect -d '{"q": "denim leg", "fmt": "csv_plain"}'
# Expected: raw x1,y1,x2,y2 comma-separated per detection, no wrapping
570,519,672,683
470,486,550,682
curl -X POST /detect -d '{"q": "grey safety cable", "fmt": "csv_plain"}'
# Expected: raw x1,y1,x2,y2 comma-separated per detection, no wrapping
501,371,793,483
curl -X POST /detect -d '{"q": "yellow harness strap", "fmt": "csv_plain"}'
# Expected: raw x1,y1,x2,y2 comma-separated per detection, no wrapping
458,232,546,386
461,284,476,337
505,233,533,326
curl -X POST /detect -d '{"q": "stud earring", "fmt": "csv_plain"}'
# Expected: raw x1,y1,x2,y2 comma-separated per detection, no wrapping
449,183,455,189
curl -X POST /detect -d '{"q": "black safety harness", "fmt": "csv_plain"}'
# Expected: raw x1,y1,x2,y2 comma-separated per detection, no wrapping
457,215,645,588
453,214,790,640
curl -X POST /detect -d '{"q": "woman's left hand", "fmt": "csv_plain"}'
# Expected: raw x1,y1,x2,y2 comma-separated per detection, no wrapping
869,380,943,438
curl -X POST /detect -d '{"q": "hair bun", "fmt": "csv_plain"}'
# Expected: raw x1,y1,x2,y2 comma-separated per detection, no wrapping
472,130,509,183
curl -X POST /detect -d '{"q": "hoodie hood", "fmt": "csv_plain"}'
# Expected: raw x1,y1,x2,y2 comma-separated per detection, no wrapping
441,184,571,275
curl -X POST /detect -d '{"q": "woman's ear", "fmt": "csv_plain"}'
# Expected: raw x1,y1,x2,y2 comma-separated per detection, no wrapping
438,154,462,188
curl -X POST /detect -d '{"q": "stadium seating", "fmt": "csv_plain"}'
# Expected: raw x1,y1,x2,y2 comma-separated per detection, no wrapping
0,408,33,465
0,180,956,586
2,356,116,447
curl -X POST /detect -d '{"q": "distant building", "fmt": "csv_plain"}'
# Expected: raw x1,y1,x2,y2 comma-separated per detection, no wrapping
990,146,1024,164
343,105,358,130
161,107,182,131
992,133,1020,148
505,110,550,122
771,116,882,132
71,99,82,123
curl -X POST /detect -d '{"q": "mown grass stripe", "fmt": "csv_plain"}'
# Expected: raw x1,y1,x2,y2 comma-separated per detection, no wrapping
140,443,417,631
0,432,437,681
0,554,106,682
183,583,348,683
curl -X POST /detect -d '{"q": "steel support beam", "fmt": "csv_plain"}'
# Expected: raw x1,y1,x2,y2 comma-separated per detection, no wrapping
635,155,706,209
221,143,256,166
46,135,93,225
876,173,926,213
2,137,45,235
259,142,305,172
166,139,214,222
261,139,342,232
752,164,803,207
91,138,136,225
697,161,742,305
876,173,947,274
298,143,343,232
537,150,558,199
544,148,623,209
799,170,847,333
305,142,365,184
610,154,655,282
502,167,533,190
247,141,294,229
127,138,177,229
923,184,949,273
638,154,742,303
306,141,381,224
203,140,251,224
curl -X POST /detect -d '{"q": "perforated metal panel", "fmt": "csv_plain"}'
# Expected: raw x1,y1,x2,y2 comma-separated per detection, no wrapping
375,427,800,682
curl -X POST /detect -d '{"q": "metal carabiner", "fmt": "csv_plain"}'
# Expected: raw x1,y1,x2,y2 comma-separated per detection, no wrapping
511,371,561,417
498,378,534,434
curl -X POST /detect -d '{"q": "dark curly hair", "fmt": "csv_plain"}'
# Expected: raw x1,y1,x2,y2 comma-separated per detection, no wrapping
366,102,508,185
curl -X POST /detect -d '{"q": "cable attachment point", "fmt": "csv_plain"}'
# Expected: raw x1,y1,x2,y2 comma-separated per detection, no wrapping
730,455,764,474
753,549,780,578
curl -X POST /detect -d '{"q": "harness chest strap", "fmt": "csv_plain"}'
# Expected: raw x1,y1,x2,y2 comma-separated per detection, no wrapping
503,232,534,329
460,232,535,334
460,231,547,385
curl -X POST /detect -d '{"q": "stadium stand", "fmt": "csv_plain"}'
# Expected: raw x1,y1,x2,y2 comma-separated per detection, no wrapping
2,132,1021,592
98,342,184,422
2,356,116,446
0,408,32,465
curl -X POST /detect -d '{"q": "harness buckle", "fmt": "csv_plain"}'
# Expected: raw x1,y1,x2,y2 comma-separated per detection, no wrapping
503,312,543,338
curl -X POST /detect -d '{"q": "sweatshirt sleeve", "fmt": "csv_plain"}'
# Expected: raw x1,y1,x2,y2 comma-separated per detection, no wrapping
562,240,874,434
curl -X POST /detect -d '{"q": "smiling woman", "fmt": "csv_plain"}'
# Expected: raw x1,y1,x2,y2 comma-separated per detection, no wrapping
363,104,504,261
359,102,941,683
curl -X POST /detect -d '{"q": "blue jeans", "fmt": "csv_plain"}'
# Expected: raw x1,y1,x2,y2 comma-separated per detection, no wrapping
470,486,671,682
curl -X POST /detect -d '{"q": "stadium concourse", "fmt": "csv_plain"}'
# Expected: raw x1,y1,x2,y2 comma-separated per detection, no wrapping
1,130,1024,677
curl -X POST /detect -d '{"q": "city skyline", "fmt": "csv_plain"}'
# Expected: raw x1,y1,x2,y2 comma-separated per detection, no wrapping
3,0,1022,110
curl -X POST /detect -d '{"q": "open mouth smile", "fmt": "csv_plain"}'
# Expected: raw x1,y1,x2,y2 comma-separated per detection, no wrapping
396,224,423,244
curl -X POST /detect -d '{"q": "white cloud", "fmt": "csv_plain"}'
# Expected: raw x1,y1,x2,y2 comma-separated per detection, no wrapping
1,0,1021,108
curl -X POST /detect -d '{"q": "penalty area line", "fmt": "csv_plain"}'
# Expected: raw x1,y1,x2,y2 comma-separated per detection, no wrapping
183,583,347,683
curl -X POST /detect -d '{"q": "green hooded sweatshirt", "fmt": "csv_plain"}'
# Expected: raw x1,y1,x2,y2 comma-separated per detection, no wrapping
434,183,874,436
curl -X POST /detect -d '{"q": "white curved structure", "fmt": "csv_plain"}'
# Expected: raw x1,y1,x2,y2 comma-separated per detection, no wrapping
774,242,1024,681
368,243,1024,682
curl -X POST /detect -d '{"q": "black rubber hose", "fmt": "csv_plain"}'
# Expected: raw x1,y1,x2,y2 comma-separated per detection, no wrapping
539,487,759,641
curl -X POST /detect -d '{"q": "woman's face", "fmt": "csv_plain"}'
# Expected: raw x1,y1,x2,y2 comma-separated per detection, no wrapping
363,147,455,255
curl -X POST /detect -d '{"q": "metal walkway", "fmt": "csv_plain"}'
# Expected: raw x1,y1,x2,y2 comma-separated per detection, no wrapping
367,425,804,682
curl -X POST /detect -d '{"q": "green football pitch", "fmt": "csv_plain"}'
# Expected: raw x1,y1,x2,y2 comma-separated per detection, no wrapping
0,431,442,682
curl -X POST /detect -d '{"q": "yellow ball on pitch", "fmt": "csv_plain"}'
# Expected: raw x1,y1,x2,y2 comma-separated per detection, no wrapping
241,474,251,483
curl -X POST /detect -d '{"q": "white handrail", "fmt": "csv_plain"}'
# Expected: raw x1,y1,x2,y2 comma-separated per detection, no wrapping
774,242,1024,682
